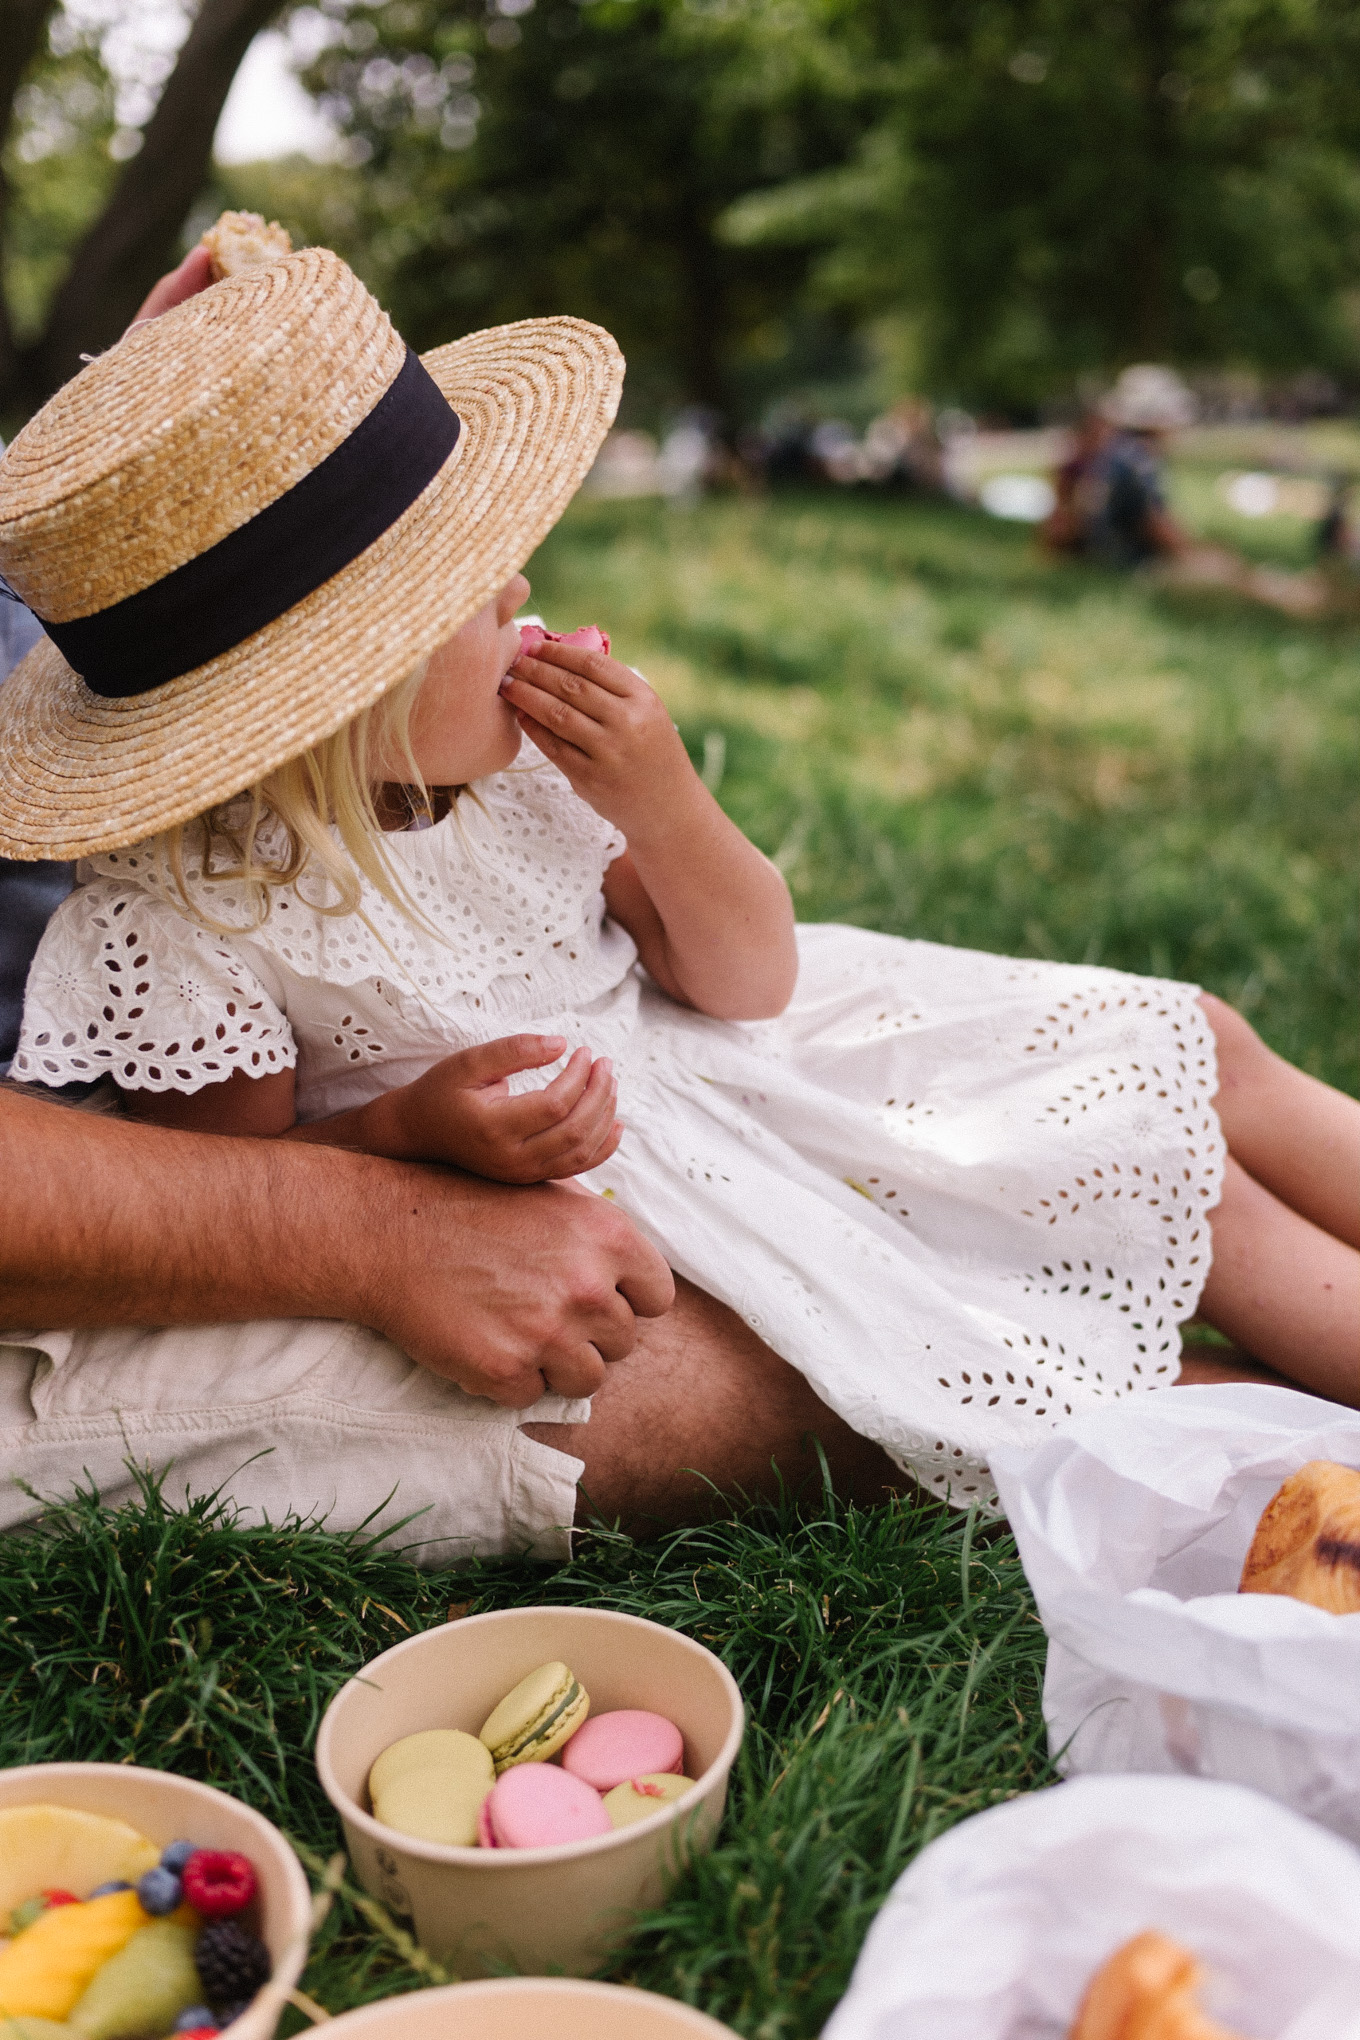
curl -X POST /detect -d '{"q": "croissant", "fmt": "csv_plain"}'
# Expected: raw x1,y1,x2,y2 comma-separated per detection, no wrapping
1239,1459,1360,1614
199,209,293,282
1069,1931,1244,2040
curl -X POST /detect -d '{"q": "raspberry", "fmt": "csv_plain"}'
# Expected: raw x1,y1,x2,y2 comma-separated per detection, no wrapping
182,1849,257,1919
194,1919,270,2011
41,1889,79,1906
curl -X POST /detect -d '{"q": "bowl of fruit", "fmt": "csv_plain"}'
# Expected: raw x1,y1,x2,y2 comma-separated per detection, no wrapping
0,1762,312,2039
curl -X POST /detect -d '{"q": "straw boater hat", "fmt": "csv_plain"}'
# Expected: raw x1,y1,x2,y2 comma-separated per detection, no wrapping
0,245,623,859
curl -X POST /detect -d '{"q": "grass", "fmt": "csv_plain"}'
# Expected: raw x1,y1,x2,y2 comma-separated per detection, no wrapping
1,490,1352,2031
0,1472,1048,2036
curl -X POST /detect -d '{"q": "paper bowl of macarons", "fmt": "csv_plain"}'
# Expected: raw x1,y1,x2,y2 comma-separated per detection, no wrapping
314,1605,744,1977
307,1978,740,2037
0,1761,312,2040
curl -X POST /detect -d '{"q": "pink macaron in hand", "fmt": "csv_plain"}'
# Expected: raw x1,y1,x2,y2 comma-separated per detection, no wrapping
517,623,611,659
560,1710,684,1794
479,1762,612,1848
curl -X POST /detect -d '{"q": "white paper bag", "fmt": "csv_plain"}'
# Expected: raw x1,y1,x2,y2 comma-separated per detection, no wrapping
823,1773,1360,2039
988,1382,1360,1839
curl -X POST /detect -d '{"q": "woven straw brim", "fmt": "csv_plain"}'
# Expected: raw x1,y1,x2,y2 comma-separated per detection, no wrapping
0,317,622,859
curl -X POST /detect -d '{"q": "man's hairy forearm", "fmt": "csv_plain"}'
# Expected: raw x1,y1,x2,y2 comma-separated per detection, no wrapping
0,1086,401,1329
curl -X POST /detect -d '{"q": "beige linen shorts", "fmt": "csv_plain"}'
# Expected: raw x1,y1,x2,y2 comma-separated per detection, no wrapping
0,1316,589,1563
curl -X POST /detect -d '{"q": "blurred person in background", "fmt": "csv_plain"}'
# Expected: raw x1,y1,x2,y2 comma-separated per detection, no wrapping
1315,474,1357,563
859,399,947,495
1045,366,1195,567
1043,407,1112,555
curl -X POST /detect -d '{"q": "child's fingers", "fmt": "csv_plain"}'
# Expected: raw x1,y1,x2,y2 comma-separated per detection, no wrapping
521,1057,617,1155
491,1046,595,1137
527,1081,621,1173
512,639,637,698
443,1034,567,1089
500,670,607,753
538,1118,625,1180
510,710,578,768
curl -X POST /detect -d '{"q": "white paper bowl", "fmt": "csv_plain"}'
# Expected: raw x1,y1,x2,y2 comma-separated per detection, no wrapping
314,1977,739,2036
315,1605,744,1976
0,1761,312,2040
823,1774,1360,2040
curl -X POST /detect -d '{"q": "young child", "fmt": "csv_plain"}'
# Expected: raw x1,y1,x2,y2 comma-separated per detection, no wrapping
5,247,1356,1508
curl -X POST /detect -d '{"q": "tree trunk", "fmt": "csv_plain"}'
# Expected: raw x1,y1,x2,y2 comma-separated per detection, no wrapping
1129,0,1179,358
24,0,284,401
0,0,60,399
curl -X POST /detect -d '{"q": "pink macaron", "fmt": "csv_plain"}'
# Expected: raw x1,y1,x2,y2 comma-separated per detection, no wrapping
560,1709,685,1794
517,623,610,659
479,1762,611,1849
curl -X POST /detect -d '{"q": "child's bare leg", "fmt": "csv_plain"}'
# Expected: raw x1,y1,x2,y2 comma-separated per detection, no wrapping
1198,1156,1360,1404
1201,993,1360,1248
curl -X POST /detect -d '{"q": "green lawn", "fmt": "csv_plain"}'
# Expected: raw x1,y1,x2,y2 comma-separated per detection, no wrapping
1,492,1353,2035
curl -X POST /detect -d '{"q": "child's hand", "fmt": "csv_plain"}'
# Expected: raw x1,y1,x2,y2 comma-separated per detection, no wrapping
380,1034,621,1183
500,636,698,845
502,628,798,1024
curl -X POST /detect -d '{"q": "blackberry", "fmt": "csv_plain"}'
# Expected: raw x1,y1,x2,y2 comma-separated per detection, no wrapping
194,1919,270,2010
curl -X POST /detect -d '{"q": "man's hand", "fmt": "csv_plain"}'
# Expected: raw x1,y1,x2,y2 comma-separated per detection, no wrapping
373,1035,622,1182
0,1085,673,1412
357,1167,673,1406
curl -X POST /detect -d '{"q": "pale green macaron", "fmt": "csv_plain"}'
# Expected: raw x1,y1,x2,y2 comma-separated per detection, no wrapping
478,1661,591,1772
369,1727,495,1846
602,1773,695,1828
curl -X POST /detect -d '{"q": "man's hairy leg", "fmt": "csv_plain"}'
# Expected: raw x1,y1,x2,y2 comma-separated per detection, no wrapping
0,1087,671,1404
525,1274,908,1533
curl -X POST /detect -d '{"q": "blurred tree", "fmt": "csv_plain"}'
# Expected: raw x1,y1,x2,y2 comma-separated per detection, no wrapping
722,0,1360,411
1,0,285,417
299,0,874,420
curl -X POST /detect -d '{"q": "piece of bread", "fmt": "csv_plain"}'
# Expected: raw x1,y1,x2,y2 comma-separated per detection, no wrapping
1069,1931,1244,2040
1239,1459,1360,1614
199,209,292,282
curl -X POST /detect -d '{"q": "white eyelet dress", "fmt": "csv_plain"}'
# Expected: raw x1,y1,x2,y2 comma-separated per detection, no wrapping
15,740,1225,1508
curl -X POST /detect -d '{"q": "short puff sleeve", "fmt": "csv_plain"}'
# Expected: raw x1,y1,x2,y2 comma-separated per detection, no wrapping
12,878,296,1093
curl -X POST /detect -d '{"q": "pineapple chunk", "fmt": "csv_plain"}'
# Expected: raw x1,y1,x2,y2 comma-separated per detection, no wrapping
0,1891,147,2021
0,1807,158,1915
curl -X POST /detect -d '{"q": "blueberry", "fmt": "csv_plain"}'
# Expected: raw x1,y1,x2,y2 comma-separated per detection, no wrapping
174,2013,217,2034
90,1879,132,1896
161,1839,198,1874
136,1864,183,1915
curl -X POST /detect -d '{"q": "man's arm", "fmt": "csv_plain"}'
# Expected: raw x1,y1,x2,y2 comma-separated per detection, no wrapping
0,1085,672,1407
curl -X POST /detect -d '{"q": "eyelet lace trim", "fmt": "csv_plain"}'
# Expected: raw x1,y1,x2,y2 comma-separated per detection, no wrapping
14,889,295,1091
94,747,622,1001
14,744,626,1093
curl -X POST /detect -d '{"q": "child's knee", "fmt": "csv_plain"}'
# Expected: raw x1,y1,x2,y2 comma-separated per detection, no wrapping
1198,991,1270,1095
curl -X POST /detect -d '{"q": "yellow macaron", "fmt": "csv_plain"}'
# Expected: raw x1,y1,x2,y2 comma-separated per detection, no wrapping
602,1773,695,1828
368,1728,494,1846
478,1661,590,1772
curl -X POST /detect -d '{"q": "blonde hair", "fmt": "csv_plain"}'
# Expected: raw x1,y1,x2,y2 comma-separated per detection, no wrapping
161,663,432,932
